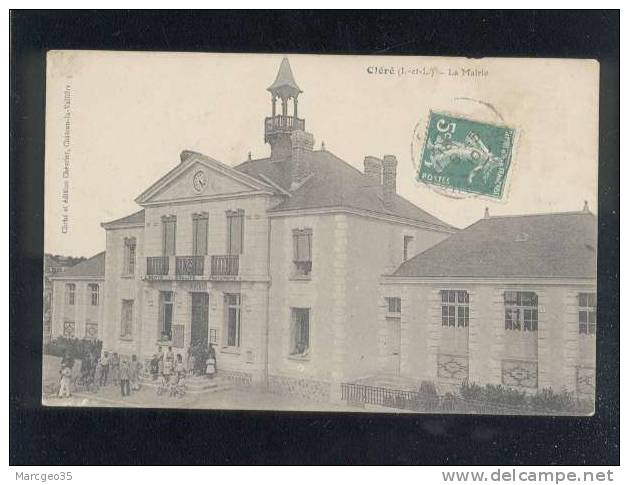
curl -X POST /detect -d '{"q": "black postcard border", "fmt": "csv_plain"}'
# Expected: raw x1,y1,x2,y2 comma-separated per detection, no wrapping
10,10,620,466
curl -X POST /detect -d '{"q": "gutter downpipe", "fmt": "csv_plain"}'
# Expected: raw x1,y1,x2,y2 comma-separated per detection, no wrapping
264,211,272,390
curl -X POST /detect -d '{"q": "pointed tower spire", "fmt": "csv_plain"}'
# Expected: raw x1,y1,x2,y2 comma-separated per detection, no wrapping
267,57,302,99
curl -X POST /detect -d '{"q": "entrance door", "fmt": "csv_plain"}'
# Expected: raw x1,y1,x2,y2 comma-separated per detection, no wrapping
384,318,401,375
190,293,209,347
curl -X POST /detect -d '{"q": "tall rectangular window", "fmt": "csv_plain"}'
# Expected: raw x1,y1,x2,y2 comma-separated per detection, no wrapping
158,291,174,340
386,297,401,314
226,210,244,255
441,290,469,327
65,283,76,305
578,293,596,335
88,283,99,306
162,216,177,256
291,308,310,356
292,228,312,277
124,237,136,275
504,291,538,332
224,293,241,347
403,235,414,261
192,214,209,256
120,299,134,338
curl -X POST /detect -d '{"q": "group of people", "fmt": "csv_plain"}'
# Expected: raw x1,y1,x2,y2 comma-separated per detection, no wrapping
187,341,217,378
95,351,142,397
56,340,218,400
147,342,217,397
56,348,142,398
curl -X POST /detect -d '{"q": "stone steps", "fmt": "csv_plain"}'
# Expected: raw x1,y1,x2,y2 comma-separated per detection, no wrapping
139,374,231,394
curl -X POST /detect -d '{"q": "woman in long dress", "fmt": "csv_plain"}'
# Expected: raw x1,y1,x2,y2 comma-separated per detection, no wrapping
205,343,216,379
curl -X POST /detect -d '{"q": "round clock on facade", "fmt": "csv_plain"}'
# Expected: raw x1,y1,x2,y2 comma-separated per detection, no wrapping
192,170,207,193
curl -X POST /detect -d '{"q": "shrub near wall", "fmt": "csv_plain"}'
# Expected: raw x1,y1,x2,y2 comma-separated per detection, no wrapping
459,380,593,414
44,337,102,360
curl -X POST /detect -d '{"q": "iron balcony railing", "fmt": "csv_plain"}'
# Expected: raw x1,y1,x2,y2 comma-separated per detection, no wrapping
264,115,305,141
211,255,239,276
175,256,205,277
146,256,169,276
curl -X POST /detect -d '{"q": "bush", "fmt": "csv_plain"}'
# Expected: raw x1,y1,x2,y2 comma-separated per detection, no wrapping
529,388,589,412
460,380,484,401
460,381,527,408
44,337,102,361
459,381,593,414
483,384,527,407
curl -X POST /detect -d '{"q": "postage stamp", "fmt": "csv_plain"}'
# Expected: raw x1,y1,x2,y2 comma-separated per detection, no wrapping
416,111,516,199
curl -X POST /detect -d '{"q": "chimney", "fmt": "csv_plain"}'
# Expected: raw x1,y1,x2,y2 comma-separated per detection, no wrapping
583,200,590,213
363,156,382,185
290,130,314,190
382,155,398,210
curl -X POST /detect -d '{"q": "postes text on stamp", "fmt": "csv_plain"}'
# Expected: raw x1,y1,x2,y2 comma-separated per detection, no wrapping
416,111,515,199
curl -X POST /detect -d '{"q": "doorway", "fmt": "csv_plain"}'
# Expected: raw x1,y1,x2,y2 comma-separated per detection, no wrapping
384,317,401,375
190,292,209,348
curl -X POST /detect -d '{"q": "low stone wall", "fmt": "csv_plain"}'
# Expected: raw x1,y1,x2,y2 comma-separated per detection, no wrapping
267,374,333,402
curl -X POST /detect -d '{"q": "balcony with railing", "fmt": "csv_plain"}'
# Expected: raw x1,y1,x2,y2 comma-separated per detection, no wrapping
144,255,239,280
175,256,205,279
264,115,305,142
211,255,239,278
146,256,169,277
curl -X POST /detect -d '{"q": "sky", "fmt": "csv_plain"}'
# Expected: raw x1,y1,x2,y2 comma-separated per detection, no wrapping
44,51,599,257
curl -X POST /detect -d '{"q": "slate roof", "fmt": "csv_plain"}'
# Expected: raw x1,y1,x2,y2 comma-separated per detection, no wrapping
102,209,145,227
235,150,453,230
53,251,106,279
391,211,597,279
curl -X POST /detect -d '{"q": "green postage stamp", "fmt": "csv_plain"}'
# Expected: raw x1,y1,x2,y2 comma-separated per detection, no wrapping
416,111,516,199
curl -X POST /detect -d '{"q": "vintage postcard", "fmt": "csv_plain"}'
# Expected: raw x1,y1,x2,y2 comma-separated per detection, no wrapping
42,51,598,414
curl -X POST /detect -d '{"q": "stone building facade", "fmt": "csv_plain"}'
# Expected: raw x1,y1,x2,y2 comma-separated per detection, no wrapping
92,58,455,397
379,209,597,399
50,252,106,341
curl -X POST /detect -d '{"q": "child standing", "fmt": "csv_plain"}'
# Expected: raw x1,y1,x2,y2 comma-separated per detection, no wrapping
205,344,216,379
119,359,130,397
110,352,121,387
94,355,102,387
129,354,141,391
149,354,159,381
58,365,72,398
99,351,110,387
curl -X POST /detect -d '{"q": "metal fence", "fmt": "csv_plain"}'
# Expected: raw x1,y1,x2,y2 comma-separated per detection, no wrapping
340,382,587,415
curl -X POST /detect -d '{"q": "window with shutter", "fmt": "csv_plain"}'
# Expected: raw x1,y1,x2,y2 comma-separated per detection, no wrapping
226,210,244,255
224,293,241,347
65,283,76,305
88,283,99,305
192,214,208,256
124,237,136,275
162,217,177,256
292,228,312,277
120,299,134,338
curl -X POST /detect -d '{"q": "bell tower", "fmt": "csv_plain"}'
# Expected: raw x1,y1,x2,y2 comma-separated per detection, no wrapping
265,57,306,160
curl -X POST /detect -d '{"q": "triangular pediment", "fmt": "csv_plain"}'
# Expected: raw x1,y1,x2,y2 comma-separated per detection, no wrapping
135,152,274,205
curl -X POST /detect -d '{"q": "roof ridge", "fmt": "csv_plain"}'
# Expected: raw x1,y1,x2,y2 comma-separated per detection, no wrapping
487,210,595,220
102,208,145,226
51,251,106,279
